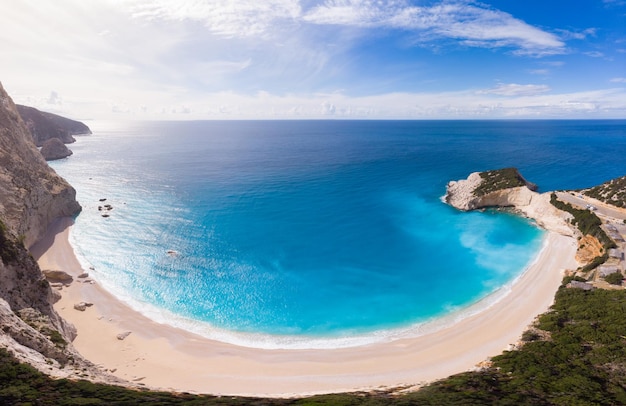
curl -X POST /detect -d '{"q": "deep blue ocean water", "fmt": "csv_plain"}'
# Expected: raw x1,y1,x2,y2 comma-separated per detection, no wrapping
49,120,626,348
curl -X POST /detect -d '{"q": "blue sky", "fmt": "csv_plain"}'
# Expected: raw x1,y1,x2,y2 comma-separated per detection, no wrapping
1,0,624,119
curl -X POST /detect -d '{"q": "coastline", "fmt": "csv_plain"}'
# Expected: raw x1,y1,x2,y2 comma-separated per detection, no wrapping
32,216,578,397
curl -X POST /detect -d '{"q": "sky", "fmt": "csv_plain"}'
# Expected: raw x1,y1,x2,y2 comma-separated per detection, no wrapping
1,0,625,119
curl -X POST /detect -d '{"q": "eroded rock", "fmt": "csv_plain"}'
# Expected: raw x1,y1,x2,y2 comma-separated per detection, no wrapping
43,270,73,284
73,302,93,312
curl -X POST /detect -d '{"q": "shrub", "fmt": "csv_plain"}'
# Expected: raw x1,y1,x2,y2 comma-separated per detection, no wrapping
474,168,531,196
604,272,624,285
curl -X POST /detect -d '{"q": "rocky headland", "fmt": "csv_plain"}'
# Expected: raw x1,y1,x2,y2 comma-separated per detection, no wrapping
446,167,626,287
445,168,574,236
16,104,91,147
16,103,91,161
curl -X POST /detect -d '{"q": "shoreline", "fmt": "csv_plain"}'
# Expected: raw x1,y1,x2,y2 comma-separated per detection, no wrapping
33,217,578,397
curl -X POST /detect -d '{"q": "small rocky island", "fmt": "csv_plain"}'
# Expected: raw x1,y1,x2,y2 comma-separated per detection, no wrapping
39,137,72,160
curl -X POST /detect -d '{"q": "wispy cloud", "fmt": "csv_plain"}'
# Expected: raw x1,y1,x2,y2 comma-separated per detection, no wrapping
112,0,565,56
603,0,626,7
112,0,302,37
585,51,605,58
3,0,622,120
477,83,551,97
304,0,565,56
556,28,596,40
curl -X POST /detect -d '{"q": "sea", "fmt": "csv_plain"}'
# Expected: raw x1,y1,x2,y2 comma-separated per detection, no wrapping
49,120,626,349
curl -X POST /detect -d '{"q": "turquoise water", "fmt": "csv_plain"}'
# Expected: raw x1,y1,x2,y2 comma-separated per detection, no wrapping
49,120,626,348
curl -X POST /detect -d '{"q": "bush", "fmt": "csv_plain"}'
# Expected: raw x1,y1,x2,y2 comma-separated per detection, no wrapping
550,193,617,272
475,168,531,196
604,272,624,285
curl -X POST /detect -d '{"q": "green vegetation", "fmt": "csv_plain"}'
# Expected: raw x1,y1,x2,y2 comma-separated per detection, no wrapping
2,283,625,405
550,193,617,272
604,272,624,286
414,286,626,405
474,168,533,196
41,327,67,349
0,219,20,264
585,175,626,208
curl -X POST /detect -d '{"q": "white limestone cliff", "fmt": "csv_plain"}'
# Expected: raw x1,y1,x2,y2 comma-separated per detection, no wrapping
445,171,575,236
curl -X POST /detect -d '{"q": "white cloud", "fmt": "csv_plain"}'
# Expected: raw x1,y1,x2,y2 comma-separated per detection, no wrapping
302,0,404,26
32,86,623,120
542,61,565,67
603,0,626,6
110,0,564,55
585,51,605,58
320,101,337,115
1,0,621,121
556,28,596,40
477,83,551,97
196,59,252,76
303,1,565,55
610,77,626,83
110,0,301,37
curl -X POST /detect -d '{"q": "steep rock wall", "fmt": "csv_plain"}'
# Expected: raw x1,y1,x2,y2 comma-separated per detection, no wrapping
0,82,81,247
0,83,121,384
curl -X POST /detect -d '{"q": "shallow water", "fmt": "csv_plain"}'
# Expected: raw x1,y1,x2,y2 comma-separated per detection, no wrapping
49,119,626,348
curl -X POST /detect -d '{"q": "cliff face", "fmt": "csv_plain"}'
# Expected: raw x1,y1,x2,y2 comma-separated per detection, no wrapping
445,170,575,236
0,83,118,383
0,219,121,383
0,83,81,248
16,104,91,147
0,220,76,364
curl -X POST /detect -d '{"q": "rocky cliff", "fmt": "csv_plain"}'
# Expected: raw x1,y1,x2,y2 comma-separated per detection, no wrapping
0,83,82,248
445,169,574,236
0,82,120,383
16,104,91,147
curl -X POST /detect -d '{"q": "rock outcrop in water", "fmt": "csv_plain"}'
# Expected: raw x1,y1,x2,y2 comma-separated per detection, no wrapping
40,137,73,161
445,168,574,236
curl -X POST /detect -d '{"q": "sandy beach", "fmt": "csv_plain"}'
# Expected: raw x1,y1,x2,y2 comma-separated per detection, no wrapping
32,217,578,397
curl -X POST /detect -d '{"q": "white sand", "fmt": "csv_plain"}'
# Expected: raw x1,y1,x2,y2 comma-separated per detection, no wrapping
32,217,578,397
